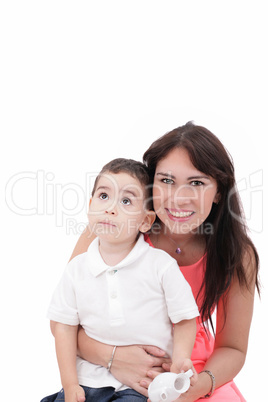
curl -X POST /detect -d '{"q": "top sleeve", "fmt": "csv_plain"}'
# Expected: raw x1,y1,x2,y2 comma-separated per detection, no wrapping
47,263,79,326
162,261,200,324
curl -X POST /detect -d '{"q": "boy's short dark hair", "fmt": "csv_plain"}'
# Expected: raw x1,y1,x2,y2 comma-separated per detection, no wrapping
91,158,153,210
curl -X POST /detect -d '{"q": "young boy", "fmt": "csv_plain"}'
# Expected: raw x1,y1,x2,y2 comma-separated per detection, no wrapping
44,158,199,402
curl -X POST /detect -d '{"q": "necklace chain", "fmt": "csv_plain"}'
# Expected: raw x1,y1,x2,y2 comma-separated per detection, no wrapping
153,231,182,255
166,235,182,254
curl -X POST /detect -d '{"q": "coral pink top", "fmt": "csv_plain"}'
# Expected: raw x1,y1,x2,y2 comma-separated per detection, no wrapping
144,234,246,401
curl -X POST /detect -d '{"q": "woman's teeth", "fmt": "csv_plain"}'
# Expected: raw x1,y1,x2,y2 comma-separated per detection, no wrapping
168,210,193,218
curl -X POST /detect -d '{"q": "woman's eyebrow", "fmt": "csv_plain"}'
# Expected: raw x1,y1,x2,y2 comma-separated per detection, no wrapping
187,175,210,180
156,172,176,179
156,172,210,181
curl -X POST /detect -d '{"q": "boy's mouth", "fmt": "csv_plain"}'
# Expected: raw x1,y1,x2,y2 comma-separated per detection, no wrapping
98,220,117,227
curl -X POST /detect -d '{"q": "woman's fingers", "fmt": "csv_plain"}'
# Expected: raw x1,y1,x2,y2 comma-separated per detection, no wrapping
133,383,149,397
146,369,162,380
140,345,171,371
162,362,171,371
139,369,163,389
141,345,167,357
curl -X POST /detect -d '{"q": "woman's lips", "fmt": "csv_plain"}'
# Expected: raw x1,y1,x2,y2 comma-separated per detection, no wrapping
166,208,195,221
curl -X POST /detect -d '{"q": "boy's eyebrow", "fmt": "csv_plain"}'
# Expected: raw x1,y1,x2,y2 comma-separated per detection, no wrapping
122,189,140,198
96,185,111,192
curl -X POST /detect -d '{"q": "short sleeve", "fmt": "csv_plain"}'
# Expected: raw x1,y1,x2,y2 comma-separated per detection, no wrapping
47,263,79,326
162,261,199,323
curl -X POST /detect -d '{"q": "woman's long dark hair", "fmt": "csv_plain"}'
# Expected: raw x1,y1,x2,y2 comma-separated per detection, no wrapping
143,121,260,331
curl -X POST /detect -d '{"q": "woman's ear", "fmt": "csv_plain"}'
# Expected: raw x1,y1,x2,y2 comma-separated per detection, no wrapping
139,211,156,233
214,192,221,204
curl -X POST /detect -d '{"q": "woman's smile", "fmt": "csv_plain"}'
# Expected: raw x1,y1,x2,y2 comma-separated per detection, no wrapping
166,208,195,221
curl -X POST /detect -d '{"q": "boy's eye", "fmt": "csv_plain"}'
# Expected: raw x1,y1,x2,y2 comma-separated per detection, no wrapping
162,178,174,184
99,193,109,200
121,197,131,205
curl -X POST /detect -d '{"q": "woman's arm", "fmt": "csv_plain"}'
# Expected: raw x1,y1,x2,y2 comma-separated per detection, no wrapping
77,326,171,397
147,251,257,401
77,327,115,367
198,251,256,394
69,225,96,261
185,274,255,400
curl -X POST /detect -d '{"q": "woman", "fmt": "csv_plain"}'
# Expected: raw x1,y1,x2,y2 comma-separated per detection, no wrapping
70,122,260,401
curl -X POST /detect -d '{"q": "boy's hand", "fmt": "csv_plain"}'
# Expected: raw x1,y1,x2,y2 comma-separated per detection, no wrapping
64,384,86,402
170,358,198,386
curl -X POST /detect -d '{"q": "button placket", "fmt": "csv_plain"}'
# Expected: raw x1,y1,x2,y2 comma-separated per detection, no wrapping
106,269,124,325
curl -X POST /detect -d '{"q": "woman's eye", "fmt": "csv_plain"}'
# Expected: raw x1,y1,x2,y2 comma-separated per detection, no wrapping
190,180,204,186
99,193,109,200
162,178,174,184
121,197,131,205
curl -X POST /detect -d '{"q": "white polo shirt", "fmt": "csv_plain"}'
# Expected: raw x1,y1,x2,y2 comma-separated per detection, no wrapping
48,235,199,391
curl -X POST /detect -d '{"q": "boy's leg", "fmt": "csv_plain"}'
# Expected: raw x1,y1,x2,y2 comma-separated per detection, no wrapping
40,392,59,402
54,389,64,401
49,386,116,401
83,386,115,401
114,388,147,401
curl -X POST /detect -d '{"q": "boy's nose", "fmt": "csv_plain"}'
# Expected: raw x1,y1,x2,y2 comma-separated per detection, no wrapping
105,204,118,215
105,209,115,215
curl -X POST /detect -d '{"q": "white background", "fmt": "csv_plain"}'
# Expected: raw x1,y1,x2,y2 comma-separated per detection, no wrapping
1,1,267,401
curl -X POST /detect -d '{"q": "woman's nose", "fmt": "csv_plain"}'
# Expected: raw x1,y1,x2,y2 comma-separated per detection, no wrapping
173,185,197,206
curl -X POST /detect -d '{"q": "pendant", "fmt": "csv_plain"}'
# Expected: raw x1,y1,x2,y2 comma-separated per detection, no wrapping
175,247,182,254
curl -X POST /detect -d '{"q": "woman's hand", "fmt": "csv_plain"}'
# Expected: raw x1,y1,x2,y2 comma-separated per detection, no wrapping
77,327,171,397
110,345,171,396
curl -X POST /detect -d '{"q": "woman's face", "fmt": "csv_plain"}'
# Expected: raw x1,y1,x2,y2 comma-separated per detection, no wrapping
153,147,219,235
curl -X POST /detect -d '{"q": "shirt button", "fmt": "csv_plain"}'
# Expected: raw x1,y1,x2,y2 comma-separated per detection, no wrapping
109,270,117,275
110,291,117,299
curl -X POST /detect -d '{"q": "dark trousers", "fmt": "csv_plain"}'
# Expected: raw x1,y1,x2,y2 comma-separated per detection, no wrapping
41,386,147,401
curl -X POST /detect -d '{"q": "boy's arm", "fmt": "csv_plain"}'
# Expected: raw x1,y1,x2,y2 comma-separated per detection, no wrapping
170,318,197,375
53,321,85,402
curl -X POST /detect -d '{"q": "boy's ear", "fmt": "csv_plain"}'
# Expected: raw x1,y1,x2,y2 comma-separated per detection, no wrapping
139,211,156,233
87,197,92,216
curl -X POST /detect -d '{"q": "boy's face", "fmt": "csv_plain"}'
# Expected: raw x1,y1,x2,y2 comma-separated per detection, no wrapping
88,172,154,243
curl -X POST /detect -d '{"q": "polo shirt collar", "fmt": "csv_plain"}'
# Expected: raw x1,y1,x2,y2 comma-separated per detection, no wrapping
87,235,149,277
